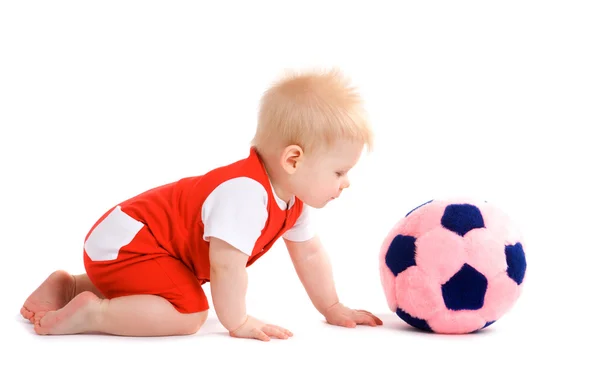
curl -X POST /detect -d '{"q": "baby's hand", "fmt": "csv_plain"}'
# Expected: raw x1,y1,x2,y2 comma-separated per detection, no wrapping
323,303,383,328
229,315,293,342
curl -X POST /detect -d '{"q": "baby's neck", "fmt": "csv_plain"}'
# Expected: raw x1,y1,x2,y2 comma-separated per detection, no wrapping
272,181,293,206
267,172,294,205
259,152,295,205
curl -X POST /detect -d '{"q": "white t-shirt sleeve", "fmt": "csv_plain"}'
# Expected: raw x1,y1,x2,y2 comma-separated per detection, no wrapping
282,203,315,242
201,177,268,256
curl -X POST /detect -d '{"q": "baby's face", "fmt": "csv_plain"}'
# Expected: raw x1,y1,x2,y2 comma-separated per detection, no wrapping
292,139,364,208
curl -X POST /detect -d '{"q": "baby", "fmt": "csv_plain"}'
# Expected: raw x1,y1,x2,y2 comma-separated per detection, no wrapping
20,68,383,341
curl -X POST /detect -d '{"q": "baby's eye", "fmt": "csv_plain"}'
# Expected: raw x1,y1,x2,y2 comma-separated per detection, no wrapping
335,171,344,177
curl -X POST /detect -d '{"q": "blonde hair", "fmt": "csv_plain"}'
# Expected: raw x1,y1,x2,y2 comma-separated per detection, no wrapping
251,68,373,155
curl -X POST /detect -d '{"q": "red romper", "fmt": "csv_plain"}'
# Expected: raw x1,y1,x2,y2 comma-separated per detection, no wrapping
82,148,309,313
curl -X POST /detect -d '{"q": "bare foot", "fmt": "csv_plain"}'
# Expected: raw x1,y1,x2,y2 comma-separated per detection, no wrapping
34,291,101,335
21,270,75,323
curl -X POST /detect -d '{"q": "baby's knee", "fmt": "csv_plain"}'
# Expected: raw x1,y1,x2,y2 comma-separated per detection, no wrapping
179,310,208,335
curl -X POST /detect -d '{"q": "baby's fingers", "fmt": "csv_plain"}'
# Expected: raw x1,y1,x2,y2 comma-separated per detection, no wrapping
354,311,380,326
278,326,293,337
263,325,293,339
251,328,271,342
363,311,383,325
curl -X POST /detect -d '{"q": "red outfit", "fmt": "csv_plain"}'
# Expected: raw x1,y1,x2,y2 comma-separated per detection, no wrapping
83,148,305,313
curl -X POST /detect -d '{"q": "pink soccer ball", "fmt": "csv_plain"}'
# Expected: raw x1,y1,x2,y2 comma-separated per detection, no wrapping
379,198,527,334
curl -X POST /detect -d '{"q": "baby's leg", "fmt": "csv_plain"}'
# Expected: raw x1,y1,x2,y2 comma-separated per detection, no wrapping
38,205,212,336
34,291,208,336
21,271,104,322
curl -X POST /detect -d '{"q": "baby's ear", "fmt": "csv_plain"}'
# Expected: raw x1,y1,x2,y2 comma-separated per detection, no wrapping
281,144,303,174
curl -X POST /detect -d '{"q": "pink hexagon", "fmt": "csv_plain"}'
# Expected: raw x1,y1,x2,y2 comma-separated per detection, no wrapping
428,310,486,334
479,272,522,321
395,266,445,321
479,202,523,246
415,227,468,285
463,227,508,278
395,200,447,239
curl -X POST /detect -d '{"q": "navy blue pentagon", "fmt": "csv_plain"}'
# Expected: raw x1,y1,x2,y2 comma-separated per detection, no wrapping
505,242,527,285
441,203,485,236
395,308,433,332
442,263,488,311
385,234,417,276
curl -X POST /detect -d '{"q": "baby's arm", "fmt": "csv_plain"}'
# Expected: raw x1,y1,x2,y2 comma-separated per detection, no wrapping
208,236,249,330
284,236,339,315
209,236,293,341
285,236,383,328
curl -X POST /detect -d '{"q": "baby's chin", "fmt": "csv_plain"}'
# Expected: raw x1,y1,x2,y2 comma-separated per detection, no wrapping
298,194,338,209
317,197,337,208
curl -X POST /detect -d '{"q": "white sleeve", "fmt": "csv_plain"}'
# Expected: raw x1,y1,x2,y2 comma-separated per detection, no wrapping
282,203,315,242
201,177,268,256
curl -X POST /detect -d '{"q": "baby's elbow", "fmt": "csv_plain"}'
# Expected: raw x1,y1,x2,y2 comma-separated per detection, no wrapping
210,260,238,275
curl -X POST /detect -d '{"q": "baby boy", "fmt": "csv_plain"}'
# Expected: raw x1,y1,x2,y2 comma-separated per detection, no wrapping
20,68,383,341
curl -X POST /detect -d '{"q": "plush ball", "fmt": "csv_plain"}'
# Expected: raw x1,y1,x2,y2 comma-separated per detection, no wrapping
379,198,527,334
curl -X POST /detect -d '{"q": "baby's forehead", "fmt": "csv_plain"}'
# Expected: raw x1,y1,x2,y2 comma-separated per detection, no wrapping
319,150,357,166
307,138,363,161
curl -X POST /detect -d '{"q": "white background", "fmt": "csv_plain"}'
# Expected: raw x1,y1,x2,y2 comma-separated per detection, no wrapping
1,1,598,384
